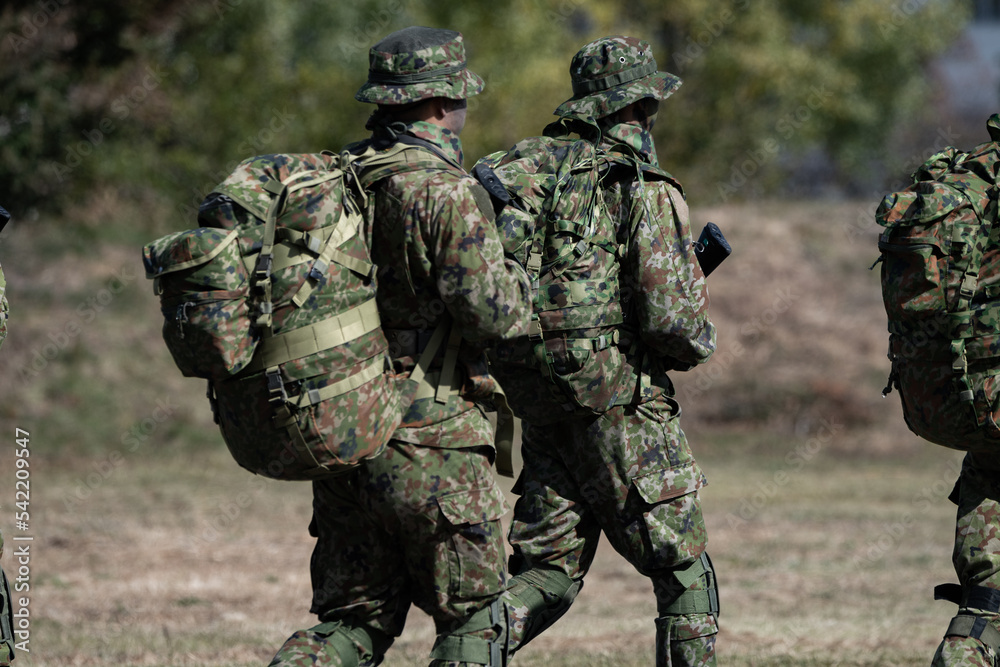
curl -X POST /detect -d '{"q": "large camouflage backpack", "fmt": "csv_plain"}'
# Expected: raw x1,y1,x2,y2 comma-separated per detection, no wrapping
473,122,675,425
143,144,455,480
877,113,1000,451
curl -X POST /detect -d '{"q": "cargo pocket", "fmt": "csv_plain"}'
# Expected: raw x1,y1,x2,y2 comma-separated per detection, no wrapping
438,484,509,598
631,460,707,572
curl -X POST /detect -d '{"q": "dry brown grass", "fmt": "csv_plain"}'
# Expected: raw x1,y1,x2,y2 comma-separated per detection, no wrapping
0,200,972,665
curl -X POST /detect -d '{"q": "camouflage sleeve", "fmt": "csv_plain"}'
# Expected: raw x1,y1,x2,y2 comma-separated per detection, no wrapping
626,179,716,367
417,174,531,343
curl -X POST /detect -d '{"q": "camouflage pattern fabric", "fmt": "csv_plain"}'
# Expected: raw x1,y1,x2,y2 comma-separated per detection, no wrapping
554,35,681,121
269,118,530,666
502,104,717,665
931,450,1000,666
144,150,413,480
363,120,531,443
270,437,508,666
877,113,1000,452
475,134,636,424
0,528,13,665
507,397,717,658
355,27,484,106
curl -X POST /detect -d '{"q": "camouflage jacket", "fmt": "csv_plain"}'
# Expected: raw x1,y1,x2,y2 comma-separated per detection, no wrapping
363,121,531,446
599,122,716,396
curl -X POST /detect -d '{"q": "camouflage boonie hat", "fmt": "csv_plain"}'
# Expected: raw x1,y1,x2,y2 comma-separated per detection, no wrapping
555,35,681,120
355,26,485,105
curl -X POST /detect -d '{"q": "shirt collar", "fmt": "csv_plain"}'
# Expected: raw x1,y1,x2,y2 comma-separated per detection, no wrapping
600,122,659,168
405,120,464,166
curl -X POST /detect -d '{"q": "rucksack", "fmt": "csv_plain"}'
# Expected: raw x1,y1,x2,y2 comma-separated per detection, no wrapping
876,113,1000,451
142,144,455,480
472,122,679,425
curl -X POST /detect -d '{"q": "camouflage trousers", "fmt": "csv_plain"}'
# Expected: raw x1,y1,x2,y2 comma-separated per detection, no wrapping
269,434,509,666
933,451,1000,667
507,396,717,666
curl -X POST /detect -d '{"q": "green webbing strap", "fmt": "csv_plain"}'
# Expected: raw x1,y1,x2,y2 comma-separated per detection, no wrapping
295,355,386,408
429,599,505,666
275,224,372,282
662,553,719,616
246,298,382,372
430,635,492,666
562,330,621,352
253,167,347,331
435,325,464,404
408,318,451,389
492,387,516,478
254,179,287,331
945,613,1000,655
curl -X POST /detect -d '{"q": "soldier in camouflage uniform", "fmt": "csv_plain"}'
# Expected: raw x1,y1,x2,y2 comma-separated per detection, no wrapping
492,36,719,666
932,455,1000,666
268,27,530,667
0,206,13,665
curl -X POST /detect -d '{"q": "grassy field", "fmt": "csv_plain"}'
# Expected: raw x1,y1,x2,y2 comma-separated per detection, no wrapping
0,199,972,665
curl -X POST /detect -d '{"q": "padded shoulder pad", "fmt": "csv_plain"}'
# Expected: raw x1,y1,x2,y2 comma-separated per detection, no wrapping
469,181,496,223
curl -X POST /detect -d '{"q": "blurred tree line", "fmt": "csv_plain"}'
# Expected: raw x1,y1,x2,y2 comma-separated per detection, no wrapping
0,0,970,227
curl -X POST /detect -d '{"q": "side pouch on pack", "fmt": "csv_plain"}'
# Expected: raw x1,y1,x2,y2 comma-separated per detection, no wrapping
143,227,257,378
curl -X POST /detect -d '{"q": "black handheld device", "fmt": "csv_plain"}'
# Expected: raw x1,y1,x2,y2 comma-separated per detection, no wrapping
695,222,731,276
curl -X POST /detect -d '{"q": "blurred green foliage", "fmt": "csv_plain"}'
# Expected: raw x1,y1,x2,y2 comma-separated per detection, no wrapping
0,0,971,222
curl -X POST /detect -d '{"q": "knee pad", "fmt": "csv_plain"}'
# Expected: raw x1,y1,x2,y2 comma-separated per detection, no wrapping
429,598,508,666
504,565,582,656
654,554,719,667
268,618,391,667
655,552,719,618
935,583,1000,659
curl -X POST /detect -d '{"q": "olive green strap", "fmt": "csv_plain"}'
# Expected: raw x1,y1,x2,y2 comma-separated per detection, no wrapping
245,298,381,372
408,318,451,390
293,355,387,408
493,387,516,478
435,325,464,404
945,613,1000,655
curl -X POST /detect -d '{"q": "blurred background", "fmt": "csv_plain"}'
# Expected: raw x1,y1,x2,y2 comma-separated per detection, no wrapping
1,1,998,665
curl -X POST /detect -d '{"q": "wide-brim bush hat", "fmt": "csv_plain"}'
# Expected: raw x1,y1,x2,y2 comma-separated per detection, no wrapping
555,35,681,120
355,26,485,105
